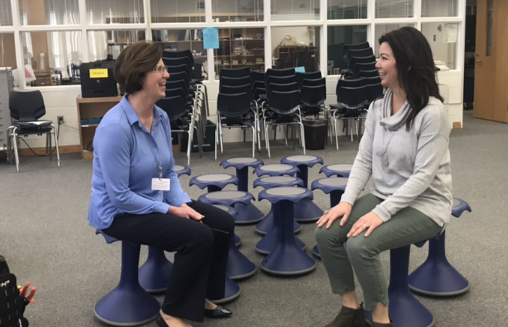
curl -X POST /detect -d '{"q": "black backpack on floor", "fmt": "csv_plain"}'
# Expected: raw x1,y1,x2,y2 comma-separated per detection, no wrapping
0,256,29,327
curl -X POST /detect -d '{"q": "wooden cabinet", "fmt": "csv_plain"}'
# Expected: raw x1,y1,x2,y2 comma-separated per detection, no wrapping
76,96,122,159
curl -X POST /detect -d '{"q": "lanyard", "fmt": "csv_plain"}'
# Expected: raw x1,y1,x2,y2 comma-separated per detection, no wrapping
145,126,163,180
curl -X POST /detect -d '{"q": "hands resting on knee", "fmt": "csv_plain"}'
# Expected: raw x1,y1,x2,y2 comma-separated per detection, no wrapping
316,202,384,237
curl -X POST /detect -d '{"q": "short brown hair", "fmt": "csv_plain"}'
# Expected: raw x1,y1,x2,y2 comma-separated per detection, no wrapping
113,41,163,94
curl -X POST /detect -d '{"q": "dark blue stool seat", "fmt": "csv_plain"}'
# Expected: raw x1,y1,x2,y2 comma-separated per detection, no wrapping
254,176,303,235
281,155,324,222
258,187,316,275
94,230,159,326
320,163,353,178
253,176,306,254
189,173,238,192
366,245,435,327
408,198,472,296
311,177,349,258
213,205,257,280
174,165,191,177
221,157,265,224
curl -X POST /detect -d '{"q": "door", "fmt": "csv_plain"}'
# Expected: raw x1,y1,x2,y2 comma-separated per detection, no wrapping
474,0,508,123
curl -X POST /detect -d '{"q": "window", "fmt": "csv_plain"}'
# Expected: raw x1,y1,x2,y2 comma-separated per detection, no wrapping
215,28,265,79
154,29,207,79
374,24,414,56
375,0,413,18
0,0,13,26
151,0,205,23
327,25,368,74
0,34,16,69
422,0,458,17
421,22,457,70
272,26,320,72
271,0,319,21
86,0,144,24
18,0,80,25
328,0,367,20
21,31,82,86
88,30,146,61
212,0,263,22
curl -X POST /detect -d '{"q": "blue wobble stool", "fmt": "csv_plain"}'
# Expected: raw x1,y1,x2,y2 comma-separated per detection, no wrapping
173,164,191,177
311,177,348,258
258,187,316,275
189,173,238,192
94,230,159,326
221,157,264,224
408,198,472,296
365,246,435,327
281,155,324,222
213,205,257,280
253,177,306,254
254,164,301,235
254,176,304,235
320,163,353,178
198,190,255,304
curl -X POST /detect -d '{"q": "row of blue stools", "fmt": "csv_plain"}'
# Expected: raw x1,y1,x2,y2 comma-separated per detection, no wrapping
94,155,472,327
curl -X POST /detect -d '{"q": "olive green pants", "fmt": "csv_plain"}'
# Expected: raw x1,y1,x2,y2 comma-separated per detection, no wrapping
315,194,442,311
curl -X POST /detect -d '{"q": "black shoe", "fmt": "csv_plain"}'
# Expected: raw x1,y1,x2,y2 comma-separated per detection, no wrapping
204,305,233,318
324,303,368,327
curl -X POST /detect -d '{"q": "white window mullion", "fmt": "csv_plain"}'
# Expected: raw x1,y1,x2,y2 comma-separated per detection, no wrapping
264,0,272,72
144,0,152,41
204,0,214,80
368,0,375,50
10,0,26,89
79,0,89,63
319,0,327,76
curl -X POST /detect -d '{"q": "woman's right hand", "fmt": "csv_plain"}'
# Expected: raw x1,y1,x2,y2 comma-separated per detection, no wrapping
168,205,204,221
316,202,353,229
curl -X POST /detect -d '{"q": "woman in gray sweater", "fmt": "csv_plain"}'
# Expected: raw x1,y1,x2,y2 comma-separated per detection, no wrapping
315,26,453,327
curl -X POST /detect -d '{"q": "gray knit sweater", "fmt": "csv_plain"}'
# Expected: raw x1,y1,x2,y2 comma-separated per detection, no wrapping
341,90,453,227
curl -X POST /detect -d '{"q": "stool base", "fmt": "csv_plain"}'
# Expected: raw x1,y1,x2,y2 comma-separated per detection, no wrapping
293,198,323,223
139,247,172,293
255,233,305,255
234,234,241,247
210,277,241,304
312,244,320,258
227,239,257,280
234,202,265,225
408,259,469,296
255,209,301,235
261,243,316,276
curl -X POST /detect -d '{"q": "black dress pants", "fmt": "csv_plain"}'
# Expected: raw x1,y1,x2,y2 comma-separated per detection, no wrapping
103,200,235,322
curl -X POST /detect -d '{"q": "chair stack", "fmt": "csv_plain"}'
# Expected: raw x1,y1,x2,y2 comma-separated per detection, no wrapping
159,49,208,166
216,67,259,160
329,42,384,150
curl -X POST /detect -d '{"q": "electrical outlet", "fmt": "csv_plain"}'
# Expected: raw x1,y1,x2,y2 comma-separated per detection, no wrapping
57,116,64,124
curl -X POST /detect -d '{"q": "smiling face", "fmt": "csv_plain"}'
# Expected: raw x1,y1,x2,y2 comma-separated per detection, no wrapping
142,59,169,101
376,42,399,90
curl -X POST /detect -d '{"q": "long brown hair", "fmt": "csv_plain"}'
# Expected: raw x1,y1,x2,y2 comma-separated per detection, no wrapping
379,27,444,130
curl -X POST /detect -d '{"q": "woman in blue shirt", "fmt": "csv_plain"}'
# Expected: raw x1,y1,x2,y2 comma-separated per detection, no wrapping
88,41,235,327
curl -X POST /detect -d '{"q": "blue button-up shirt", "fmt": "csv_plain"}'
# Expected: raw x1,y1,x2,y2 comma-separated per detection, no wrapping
88,96,191,230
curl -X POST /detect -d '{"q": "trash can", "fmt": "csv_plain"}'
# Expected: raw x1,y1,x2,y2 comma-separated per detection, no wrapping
303,118,328,150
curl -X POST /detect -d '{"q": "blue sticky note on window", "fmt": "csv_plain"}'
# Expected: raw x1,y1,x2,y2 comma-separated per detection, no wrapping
295,67,306,73
203,28,219,49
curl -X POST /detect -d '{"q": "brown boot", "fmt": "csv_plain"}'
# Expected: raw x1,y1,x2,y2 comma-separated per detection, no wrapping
323,303,368,327
370,319,393,327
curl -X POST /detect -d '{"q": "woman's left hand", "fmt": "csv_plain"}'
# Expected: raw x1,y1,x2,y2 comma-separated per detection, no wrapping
347,211,384,238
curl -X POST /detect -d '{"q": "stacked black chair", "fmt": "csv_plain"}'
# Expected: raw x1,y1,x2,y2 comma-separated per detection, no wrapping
216,68,259,160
